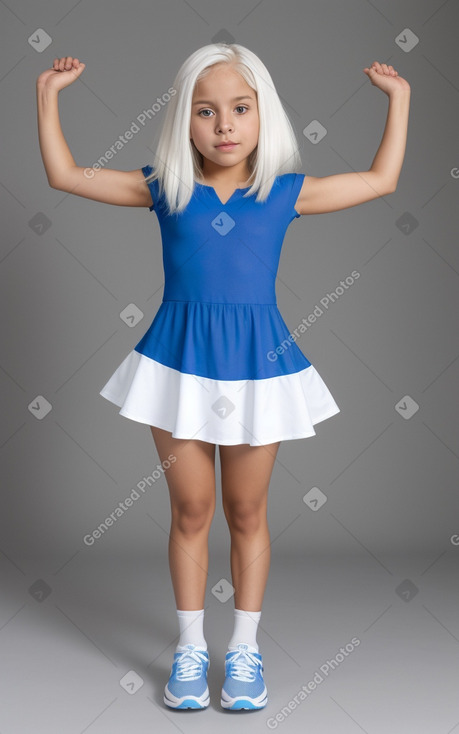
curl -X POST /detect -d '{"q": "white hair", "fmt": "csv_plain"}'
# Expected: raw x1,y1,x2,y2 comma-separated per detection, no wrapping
144,43,302,214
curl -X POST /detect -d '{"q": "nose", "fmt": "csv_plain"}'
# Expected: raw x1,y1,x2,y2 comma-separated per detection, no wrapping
216,116,234,134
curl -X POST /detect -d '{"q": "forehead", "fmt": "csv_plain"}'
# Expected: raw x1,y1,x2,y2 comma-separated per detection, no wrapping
192,64,254,99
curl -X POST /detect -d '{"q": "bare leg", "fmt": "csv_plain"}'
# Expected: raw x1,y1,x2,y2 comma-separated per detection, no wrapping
150,426,216,610
219,441,280,611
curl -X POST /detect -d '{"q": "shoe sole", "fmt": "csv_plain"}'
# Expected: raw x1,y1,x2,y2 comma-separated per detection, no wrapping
164,688,210,709
221,690,268,710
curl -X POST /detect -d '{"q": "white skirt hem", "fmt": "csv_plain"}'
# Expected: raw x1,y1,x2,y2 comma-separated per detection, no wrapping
99,350,340,446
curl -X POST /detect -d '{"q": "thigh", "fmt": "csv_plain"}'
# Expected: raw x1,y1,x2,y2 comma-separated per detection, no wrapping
219,441,280,507
150,426,217,510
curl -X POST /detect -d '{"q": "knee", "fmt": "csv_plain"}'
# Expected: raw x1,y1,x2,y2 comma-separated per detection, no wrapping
172,500,214,536
224,500,266,535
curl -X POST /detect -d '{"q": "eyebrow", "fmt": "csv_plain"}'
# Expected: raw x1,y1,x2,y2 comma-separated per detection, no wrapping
192,95,254,106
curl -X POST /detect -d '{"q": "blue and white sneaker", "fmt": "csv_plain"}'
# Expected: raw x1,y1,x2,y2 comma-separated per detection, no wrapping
221,643,267,710
164,643,210,709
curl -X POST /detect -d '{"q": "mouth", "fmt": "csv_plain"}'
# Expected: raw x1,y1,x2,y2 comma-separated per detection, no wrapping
215,142,239,150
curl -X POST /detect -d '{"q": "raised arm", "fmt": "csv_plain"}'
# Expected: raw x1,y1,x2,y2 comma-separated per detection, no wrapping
36,56,152,208
295,61,411,216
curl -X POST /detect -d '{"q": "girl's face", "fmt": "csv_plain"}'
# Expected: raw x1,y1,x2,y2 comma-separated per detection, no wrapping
190,63,259,178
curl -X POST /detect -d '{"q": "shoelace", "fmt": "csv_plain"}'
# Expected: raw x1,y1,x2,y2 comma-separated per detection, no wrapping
227,650,261,682
175,649,208,681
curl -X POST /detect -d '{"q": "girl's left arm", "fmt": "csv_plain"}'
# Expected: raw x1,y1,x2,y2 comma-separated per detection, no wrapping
295,61,411,215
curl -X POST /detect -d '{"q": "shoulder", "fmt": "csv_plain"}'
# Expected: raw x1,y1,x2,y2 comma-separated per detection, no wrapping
142,165,168,213
274,171,306,195
272,172,306,217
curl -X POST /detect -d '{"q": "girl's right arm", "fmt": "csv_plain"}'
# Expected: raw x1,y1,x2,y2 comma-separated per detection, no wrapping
36,56,152,208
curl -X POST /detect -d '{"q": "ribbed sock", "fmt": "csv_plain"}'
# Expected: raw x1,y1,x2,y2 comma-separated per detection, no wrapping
176,608,207,651
227,608,262,652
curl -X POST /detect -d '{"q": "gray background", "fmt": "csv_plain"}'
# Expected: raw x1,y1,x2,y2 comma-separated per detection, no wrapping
1,0,459,732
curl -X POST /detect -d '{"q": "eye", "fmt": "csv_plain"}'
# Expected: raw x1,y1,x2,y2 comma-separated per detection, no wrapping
197,105,249,118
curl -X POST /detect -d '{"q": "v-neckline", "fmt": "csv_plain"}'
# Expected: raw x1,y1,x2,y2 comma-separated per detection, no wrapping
195,181,250,206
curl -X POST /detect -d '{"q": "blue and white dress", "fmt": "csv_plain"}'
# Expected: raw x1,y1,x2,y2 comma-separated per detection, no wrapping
99,165,340,445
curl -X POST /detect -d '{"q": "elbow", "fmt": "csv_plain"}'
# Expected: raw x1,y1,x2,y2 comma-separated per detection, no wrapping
45,169,69,190
45,173,59,190
383,180,397,196
48,177,65,191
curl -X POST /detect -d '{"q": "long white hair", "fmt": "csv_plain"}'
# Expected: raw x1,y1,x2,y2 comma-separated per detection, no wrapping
144,43,302,214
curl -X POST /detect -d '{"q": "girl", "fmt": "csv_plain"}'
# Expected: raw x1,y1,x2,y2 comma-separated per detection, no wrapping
36,44,410,711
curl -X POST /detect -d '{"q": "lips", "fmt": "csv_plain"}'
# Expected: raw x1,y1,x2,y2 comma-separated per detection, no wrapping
216,142,238,148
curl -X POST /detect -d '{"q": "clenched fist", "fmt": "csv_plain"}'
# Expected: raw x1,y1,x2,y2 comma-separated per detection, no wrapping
36,56,86,92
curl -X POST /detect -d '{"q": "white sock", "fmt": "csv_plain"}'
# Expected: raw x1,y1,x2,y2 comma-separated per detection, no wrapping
176,608,207,651
228,608,261,652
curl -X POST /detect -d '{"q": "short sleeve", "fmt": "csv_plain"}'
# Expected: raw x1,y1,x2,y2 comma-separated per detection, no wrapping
290,172,306,220
141,165,156,212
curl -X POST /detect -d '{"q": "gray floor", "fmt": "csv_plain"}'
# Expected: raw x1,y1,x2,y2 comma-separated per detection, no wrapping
1,550,458,733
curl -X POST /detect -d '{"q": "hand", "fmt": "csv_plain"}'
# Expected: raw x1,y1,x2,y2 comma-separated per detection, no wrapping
363,61,410,96
36,56,86,92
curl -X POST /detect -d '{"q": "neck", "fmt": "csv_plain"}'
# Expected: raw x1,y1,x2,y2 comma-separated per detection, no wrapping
200,160,251,186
